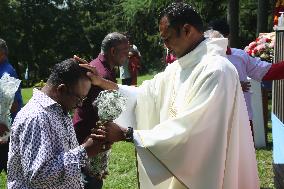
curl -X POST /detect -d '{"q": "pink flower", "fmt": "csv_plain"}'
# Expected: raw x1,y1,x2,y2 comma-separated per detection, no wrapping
248,41,257,48
269,41,275,48
265,38,271,43
244,32,274,62
256,44,266,51
247,49,252,56
251,49,258,57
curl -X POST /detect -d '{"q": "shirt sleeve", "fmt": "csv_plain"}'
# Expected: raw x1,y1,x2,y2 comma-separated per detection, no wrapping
262,61,284,80
244,54,272,81
114,85,139,129
9,113,88,188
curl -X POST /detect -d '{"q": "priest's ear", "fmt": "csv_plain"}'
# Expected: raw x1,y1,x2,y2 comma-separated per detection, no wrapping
182,24,192,37
182,24,201,38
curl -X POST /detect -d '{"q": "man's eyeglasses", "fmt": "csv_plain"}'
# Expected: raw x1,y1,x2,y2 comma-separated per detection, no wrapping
67,90,87,106
74,95,87,106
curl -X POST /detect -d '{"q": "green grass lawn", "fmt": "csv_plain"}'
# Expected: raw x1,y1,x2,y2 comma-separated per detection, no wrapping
0,74,275,188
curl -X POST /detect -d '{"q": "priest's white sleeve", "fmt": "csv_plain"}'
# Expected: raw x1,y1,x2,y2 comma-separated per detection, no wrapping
114,84,144,146
114,84,138,129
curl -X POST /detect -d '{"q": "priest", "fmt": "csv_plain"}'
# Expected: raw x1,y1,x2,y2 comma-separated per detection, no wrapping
78,2,259,189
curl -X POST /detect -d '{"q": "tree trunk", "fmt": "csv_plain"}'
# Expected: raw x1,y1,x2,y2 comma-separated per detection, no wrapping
257,0,269,34
227,0,239,48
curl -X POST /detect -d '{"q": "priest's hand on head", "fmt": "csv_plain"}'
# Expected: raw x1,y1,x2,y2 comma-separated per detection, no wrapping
75,55,118,90
74,55,102,86
102,122,126,143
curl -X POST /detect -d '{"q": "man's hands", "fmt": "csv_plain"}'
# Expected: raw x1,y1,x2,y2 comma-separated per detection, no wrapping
0,123,9,144
82,128,112,158
240,81,251,92
0,123,9,136
82,122,129,157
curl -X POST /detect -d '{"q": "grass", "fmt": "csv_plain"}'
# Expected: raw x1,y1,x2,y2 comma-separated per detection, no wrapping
104,142,138,189
257,123,274,189
0,74,275,188
0,172,6,188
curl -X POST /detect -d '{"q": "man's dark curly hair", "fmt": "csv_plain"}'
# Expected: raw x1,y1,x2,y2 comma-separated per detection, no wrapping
47,58,90,86
159,2,204,34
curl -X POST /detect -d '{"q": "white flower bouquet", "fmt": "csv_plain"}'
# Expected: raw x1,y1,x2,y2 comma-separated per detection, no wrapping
0,73,21,142
89,90,126,179
94,90,127,121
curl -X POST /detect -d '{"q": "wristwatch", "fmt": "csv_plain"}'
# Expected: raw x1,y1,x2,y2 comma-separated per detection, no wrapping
124,127,134,142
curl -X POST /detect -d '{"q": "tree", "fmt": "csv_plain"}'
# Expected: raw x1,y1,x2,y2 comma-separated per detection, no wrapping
228,0,240,47
257,0,269,34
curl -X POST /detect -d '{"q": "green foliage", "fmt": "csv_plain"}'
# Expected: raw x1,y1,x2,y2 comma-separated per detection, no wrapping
33,80,45,89
0,0,277,81
239,0,275,48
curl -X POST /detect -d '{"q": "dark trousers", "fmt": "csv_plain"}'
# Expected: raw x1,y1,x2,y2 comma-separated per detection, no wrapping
0,142,9,173
121,78,132,86
82,171,103,189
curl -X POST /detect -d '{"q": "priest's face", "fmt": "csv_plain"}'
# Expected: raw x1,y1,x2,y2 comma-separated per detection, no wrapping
159,16,197,58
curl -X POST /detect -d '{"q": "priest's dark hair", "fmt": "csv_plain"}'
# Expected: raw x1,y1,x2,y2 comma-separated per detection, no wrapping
159,2,204,34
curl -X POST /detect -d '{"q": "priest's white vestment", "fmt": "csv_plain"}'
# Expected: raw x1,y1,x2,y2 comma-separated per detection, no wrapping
116,38,260,189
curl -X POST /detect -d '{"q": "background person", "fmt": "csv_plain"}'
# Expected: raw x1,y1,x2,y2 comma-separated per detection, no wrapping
0,38,23,173
208,19,284,141
128,50,141,86
73,32,129,189
119,33,141,85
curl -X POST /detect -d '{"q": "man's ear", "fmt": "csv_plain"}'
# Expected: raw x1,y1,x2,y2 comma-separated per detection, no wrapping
183,24,192,36
110,47,115,56
57,84,68,95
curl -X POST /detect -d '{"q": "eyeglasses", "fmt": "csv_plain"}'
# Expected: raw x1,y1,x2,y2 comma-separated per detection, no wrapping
74,95,87,106
67,90,87,107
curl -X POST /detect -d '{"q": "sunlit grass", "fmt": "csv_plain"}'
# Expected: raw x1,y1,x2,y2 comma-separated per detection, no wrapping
0,74,275,189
